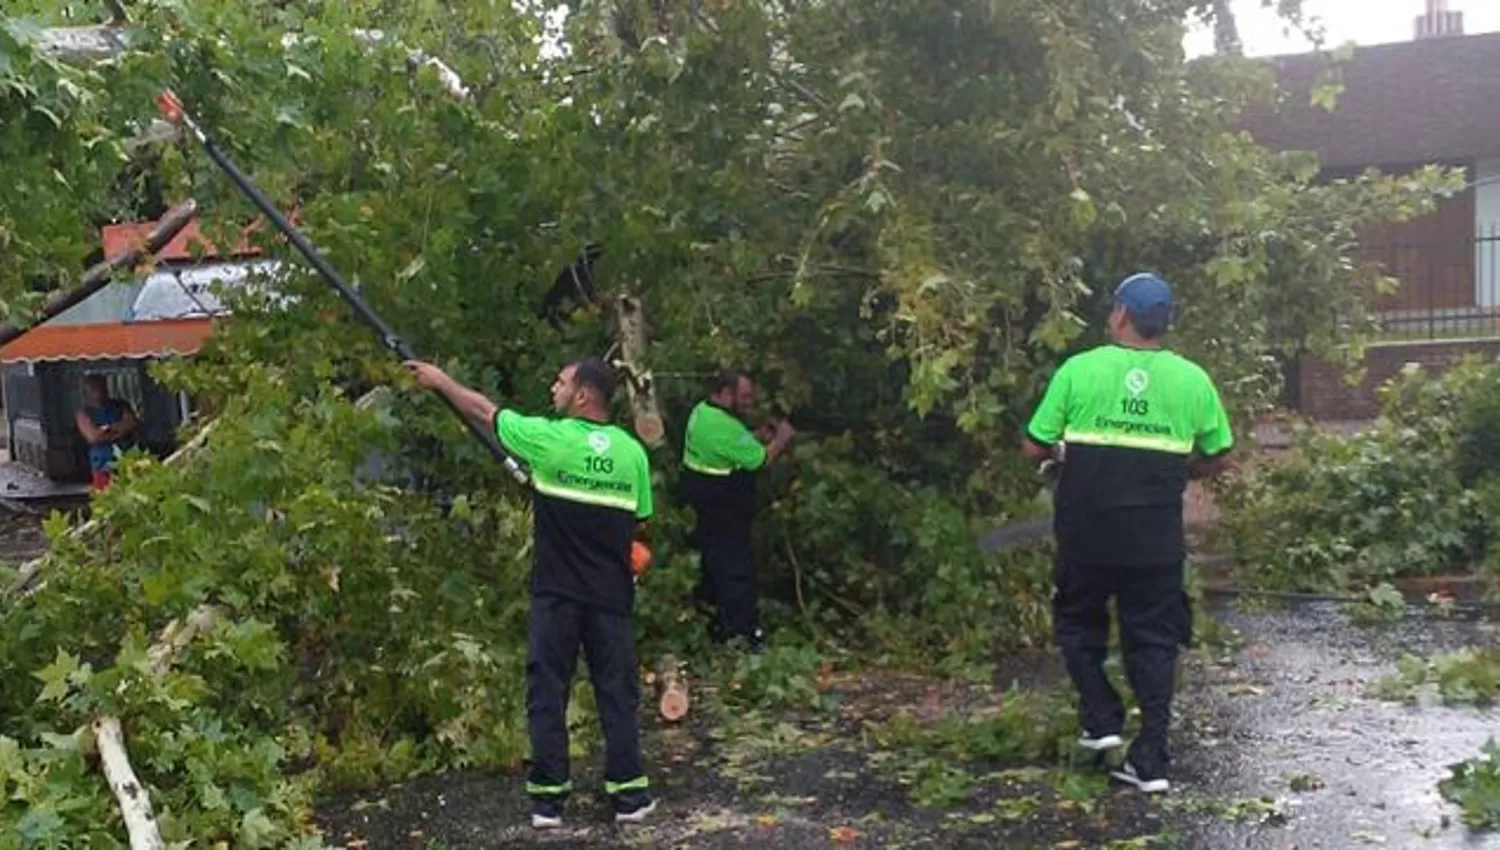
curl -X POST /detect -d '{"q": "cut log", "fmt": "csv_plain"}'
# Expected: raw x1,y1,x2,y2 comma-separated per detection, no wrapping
92,717,166,850
655,653,689,722
611,293,665,447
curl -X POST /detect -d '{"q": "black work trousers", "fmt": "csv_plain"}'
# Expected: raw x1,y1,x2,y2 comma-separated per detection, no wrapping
1052,558,1191,769
691,510,760,642
525,593,648,801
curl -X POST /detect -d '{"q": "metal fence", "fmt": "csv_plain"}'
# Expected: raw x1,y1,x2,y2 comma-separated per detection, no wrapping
1365,229,1500,341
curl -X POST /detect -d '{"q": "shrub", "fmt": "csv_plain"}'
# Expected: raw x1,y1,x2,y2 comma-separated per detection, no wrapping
1218,356,1500,592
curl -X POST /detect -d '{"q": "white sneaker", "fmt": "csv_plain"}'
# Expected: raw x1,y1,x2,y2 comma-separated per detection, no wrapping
613,796,657,824
531,801,564,829
1111,760,1170,794
1078,731,1124,752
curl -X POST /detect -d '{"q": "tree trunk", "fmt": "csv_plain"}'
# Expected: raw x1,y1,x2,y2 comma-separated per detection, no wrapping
1213,0,1244,56
611,293,666,447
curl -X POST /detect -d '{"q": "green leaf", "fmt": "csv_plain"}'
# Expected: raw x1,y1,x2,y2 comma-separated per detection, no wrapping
34,649,84,704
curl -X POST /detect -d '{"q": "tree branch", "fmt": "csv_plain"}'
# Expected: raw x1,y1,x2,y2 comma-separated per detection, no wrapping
0,199,198,350
609,293,666,447
92,717,166,850
92,603,225,850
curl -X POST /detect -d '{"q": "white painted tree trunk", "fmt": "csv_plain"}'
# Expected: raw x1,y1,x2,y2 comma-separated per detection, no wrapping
92,717,166,850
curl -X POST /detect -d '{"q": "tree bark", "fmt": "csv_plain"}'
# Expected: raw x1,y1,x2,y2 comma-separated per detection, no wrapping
610,293,666,447
92,717,166,850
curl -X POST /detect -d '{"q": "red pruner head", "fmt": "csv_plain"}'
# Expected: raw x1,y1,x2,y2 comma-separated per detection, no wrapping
156,89,187,126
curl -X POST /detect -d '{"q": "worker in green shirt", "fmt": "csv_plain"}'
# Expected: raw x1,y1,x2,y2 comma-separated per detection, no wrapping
679,370,795,651
1022,273,1234,795
405,355,657,829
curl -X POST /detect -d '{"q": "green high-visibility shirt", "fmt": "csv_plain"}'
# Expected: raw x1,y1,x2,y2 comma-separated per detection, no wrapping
683,401,767,476
680,401,766,522
494,409,653,612
1026,343,1233,566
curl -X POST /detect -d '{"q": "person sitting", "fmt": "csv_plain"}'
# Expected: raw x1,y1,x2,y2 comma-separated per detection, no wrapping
74,374,140,490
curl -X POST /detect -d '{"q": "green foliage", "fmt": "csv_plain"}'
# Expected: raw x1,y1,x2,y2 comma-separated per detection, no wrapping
1439,739,1500,831
1217,421,1475,589
871,688,1082,807
763,437,1056,674
1217,358,1500,592
1345,582,1406,626
0,367,534,843
1370,648,1500,707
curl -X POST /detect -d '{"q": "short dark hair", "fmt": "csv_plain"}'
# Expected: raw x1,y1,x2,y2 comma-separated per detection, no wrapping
1127,305,1172,340
568,356,617,403
707,368,745,397
84,373,108,391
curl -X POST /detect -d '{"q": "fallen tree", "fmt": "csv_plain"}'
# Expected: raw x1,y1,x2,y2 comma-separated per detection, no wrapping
92,605,224,850
0,0,1470,844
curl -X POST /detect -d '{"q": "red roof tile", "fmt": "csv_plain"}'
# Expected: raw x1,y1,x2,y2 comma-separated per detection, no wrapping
1240,31,1500,169
0,319,216,363
100,208,302,263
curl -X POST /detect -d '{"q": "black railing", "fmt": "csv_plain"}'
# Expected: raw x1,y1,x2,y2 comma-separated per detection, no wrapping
1364,229,1500,341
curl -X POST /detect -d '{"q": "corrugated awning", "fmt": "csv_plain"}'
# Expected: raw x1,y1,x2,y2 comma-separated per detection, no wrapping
0,318,216,363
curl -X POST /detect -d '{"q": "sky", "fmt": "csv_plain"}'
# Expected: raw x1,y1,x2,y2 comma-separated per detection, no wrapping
1183,0,1500,57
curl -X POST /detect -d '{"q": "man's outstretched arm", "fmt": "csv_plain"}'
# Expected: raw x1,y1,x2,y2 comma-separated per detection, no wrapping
404,360,498,432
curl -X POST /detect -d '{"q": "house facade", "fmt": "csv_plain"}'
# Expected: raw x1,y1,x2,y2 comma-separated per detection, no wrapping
1241,1,1500,420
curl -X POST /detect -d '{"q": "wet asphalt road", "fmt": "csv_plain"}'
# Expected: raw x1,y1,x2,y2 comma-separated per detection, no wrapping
1174,595,1500,850
318,597,1500,849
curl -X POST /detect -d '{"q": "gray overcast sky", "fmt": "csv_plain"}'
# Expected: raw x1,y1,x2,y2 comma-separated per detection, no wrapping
1184,0,1500,57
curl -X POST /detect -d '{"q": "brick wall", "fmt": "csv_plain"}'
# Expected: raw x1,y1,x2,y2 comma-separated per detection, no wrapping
1297,339,1500,420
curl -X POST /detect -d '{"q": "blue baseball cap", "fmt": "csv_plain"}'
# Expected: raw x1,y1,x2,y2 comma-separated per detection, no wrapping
1113,273,1174,333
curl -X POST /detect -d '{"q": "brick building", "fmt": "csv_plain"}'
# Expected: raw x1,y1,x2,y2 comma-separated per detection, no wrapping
1241,1,1500,420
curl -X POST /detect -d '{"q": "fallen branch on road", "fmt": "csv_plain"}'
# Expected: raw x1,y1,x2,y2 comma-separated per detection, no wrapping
92,716,165,850
93,603,224,850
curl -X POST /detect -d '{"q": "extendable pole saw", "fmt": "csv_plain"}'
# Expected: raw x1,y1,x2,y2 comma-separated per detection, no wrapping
155,89,529,486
